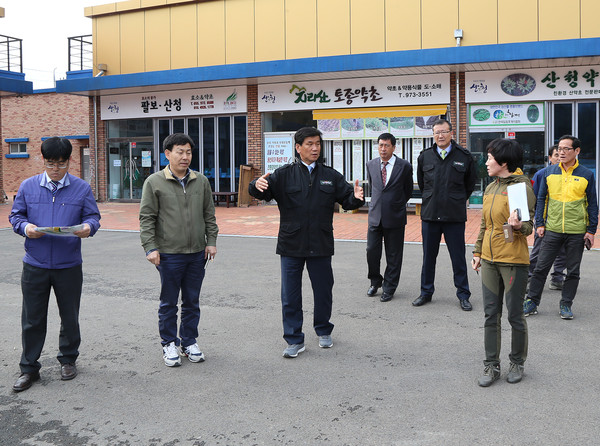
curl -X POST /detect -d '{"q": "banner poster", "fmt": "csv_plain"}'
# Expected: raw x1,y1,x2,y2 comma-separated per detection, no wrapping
333,140,344,174
413,116,439,137
469,103,544,127
412,138,424,183
363,117,389,138
341,118,364,139
389,117,415,138
318,119,341,139
352,140,364,181
371,139,379,159
264,132,294,174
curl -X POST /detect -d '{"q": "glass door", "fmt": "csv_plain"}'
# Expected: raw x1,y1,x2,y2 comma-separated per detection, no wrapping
107,141,155,200
131,142,154,199
468,131,504,203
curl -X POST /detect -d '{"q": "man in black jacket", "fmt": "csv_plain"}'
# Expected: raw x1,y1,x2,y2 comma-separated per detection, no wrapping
365,133,413,302
413,119,477,311
249,127,364,358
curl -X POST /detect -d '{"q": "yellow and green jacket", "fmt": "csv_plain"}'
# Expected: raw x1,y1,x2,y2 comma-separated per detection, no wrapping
473,169,536,265
535,160,598,235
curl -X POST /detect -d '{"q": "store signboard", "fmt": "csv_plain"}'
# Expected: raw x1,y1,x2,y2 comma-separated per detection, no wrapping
466,67,600,102
101,86,248,120
264,132,294,174
469,103,545,127
258,74,450,112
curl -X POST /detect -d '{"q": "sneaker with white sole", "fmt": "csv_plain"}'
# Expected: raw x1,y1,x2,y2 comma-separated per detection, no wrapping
559,304,574,320
180,343,205,363
282,343,305,358
318,335,333,348
162,342,182,367
523,298,538,316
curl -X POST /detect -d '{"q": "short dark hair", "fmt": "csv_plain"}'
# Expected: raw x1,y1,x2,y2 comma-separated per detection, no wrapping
41,137,72,161
163,133,195,152
549,145,558,157
378,133,396,146
558,135,580,150
432,118,452,131
294,127,322,146
486,138,523,173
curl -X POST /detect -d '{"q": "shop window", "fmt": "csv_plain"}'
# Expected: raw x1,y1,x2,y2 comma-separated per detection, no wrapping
263,111,316,132
107,119,153,138
10,142,27,154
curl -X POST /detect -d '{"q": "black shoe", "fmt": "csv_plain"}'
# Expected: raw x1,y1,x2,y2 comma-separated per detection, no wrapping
61,363,77,381
380,292,393,302
13,371,40,392
367,285,379,296
460,299,473,311
412,295,432,306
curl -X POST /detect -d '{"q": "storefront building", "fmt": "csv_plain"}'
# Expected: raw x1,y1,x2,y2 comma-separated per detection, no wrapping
53,0,600,204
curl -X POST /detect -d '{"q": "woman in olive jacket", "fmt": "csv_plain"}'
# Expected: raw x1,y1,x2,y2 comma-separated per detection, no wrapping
471,139,536,387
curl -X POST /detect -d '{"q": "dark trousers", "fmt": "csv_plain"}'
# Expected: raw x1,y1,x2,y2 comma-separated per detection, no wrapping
20,262,83,373
156,252,206,348
280,255,334,345
420,221,471,300
528,228,566,283
528,231,585,307
366,224,406,295
481,260,528,367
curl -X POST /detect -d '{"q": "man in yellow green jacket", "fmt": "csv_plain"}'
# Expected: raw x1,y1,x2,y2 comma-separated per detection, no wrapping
524,135,598,320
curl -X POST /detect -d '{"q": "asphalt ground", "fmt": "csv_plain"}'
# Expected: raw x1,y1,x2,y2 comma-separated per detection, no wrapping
1,229,599,445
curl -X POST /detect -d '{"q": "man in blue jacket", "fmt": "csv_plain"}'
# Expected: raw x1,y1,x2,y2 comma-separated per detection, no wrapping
249,127,364,358
9,137,101,392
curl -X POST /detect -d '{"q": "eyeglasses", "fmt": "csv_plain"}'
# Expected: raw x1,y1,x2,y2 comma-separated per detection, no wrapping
557,146,574,153
44,161,69,169
433,130,451,136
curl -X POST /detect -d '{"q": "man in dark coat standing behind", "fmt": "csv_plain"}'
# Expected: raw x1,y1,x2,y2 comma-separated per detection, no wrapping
413,119,477,311
366,133,413,302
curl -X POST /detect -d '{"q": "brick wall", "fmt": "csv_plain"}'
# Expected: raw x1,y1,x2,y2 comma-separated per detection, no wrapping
89,96,107,201
1,92,90,199
449,72,468,148
246,84,263,176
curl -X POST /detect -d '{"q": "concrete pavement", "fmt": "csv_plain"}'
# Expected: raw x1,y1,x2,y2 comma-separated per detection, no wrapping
0,201,535,246
1,228,600,445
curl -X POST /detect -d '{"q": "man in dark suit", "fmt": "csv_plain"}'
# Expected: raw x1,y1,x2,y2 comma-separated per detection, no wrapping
366,133,413,302
413,119,477,311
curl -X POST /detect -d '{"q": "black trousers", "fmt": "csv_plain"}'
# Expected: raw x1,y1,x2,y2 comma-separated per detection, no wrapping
280,256,334,345
366,224,406,295
20,262,83,373
528,230,585,308
420,220,471,300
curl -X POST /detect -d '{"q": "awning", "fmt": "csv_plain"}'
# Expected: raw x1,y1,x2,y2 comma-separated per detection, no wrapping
313,104,448,120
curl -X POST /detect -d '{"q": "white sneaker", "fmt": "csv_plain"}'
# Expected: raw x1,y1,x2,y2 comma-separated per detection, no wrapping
162,342,182,367
181,343,205,363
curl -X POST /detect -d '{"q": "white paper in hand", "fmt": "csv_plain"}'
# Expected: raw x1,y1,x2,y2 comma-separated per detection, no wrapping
506,182,530,222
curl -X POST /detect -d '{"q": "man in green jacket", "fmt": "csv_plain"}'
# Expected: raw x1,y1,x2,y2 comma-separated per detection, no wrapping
140,133,218,367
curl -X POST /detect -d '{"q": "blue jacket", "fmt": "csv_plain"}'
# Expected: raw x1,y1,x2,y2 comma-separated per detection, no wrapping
9,173,101,269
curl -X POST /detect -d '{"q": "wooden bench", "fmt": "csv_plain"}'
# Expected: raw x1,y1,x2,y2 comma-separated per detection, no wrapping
407,198,423,216
212,191,238,208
